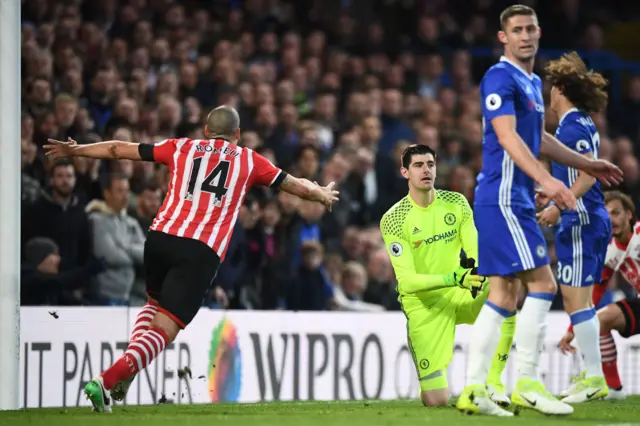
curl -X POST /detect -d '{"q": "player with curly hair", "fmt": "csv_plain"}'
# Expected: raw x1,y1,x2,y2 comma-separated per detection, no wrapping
536,51,611,403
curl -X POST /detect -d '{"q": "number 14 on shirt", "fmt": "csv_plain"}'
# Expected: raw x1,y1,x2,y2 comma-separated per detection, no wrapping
184,158,230,206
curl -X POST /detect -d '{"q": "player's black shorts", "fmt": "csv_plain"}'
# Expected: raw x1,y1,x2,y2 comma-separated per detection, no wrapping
144,230,220,328
614,298,640,338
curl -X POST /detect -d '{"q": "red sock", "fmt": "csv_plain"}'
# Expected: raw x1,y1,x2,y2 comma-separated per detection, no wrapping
130,302,159,342
600,332,622,389
102,326,169,390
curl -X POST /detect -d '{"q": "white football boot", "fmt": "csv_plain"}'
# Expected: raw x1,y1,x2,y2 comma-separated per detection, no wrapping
487,383,511,407
511,379,573,415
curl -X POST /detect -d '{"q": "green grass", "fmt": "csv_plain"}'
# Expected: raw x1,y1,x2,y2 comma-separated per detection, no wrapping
3,398,640,426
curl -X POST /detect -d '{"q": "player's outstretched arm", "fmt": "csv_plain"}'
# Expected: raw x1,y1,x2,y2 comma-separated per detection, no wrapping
45,138,143,161
279,175,339,210
540,131,591,170
541,131,623,186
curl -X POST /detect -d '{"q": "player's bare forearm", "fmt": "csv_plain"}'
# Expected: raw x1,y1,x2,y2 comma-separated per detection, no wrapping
73,141,142,160
492,116,550,184
279,175,323,203
541,132,591,170
570,169,596,199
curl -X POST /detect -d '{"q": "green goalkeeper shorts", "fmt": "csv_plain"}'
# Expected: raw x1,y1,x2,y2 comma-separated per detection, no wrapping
404,285,489,392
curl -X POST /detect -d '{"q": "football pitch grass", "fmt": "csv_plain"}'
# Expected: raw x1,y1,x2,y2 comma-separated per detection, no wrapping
3,398,640,426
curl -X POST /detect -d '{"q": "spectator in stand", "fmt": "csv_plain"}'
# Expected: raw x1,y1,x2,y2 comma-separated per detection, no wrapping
331,261,384,312
378,140,413,213
289,144,320,181
288,240,334,311
71,143,103,200
251,198,289,310
290,199,326,265
340,226,365,263
22,160,91,304
21,237,62,305
364,248,401,311
617,156,640,205
22,236,104,306
344,146,382,225
340,262,370,301
24,77,53,121
379,88,415,155
317,152,352,249
54,93,81,141
213,195,262,310
128,182,161,234
21,139,41,206
613,76,640,142
448,165,476,204
87,173,145,306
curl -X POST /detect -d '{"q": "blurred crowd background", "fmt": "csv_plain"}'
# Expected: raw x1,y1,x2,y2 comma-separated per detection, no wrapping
19,0,640,311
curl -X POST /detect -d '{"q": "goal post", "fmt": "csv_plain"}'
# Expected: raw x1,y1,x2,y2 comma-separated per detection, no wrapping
0,0,22,411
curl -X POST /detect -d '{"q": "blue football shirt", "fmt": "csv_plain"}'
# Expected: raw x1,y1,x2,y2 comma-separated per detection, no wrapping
475,56,545,209
551,108,607,225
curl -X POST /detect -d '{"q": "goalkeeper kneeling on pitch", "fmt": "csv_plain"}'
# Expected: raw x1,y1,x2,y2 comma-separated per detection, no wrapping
380,144,515,407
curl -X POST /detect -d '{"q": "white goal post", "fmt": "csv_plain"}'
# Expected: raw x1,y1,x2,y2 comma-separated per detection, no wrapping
0,0,22,411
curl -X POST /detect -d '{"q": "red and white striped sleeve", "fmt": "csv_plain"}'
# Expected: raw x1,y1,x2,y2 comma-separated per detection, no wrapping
248,150,287,188
138,139,178,165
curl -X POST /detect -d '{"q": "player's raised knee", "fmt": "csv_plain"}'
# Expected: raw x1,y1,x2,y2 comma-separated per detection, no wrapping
421,389,449,407
150,310,181,342
598,303,625,333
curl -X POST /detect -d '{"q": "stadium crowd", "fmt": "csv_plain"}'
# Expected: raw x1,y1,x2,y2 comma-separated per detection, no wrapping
19,0,640,310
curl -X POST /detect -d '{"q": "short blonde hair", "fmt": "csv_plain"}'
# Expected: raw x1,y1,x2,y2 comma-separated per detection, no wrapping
342,261,367,281
54,92,78,106
301,240,323,256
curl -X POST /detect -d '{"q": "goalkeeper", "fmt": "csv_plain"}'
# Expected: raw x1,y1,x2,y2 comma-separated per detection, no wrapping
380,144,515,407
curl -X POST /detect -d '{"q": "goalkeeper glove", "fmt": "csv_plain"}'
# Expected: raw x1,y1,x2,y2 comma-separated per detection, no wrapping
462,257,486,298
444,257,487,297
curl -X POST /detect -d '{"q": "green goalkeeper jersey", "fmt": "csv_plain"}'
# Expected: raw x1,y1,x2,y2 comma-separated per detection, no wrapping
380,189,478,312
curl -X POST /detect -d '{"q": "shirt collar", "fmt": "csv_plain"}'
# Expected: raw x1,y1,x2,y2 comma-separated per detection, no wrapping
500,56,533,81
558,107,579,127
408,189,438,210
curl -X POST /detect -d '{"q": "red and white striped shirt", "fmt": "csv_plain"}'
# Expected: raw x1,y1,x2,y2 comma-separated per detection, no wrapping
141,138,285,260
602,221,640,293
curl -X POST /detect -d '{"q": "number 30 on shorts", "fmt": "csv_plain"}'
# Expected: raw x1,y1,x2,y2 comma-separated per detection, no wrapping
556,261,573,284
